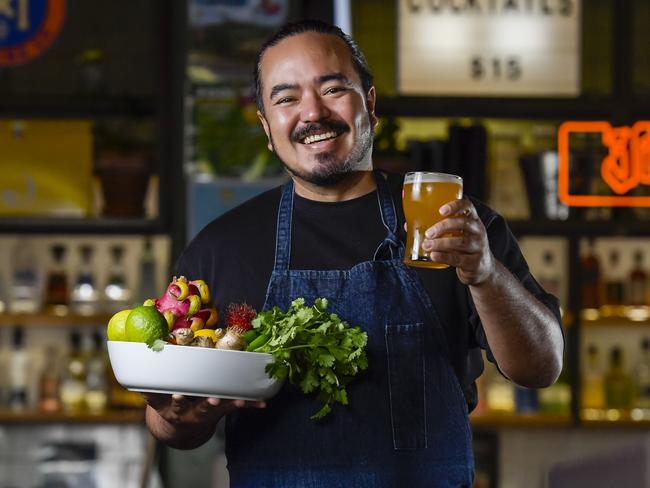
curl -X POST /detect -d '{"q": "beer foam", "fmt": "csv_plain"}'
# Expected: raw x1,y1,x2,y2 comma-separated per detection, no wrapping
404,172,463,185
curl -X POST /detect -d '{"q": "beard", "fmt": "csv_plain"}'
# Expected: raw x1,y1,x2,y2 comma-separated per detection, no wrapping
270,115,374,187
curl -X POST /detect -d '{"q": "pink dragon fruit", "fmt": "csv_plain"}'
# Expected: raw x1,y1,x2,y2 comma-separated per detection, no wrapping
146,276,219,333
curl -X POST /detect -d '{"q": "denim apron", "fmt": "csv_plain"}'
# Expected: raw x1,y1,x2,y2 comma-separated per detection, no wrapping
225,171,474,488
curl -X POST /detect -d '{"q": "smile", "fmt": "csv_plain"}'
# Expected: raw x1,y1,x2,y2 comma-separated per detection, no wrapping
301,131,339,145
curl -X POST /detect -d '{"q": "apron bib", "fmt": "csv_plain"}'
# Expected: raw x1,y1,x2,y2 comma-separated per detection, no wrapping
226,171,474,488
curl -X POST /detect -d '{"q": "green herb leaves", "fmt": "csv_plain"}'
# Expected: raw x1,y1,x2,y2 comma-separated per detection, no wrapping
251,298,368,420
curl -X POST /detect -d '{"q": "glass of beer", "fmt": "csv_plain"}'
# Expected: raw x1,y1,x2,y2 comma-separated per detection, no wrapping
403,172,463,269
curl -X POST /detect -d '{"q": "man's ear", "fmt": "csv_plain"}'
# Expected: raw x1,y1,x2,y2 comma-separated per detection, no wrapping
366,86,378,129
257,110,274,152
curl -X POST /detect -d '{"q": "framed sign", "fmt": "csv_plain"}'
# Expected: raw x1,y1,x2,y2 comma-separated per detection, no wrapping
398,0,581,97
0,0,66,67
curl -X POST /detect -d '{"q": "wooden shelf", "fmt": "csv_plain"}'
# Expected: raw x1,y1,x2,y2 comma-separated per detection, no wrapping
0,313,112,327
470,413,572,429
580,307,650,327
0,216,165,235
0,408,144,424
508,219,650,237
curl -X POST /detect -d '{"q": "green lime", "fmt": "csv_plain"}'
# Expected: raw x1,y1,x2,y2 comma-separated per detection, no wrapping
125,305,168,345
107,309,132,341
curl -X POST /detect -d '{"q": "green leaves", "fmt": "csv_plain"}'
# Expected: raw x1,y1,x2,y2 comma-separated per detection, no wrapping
149,339,166,352
252,298,368,420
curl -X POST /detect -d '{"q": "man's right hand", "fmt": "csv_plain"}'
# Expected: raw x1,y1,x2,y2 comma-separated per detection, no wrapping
143,393,266,449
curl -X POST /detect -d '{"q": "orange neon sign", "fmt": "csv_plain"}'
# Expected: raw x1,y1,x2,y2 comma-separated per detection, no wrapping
558,121,650,207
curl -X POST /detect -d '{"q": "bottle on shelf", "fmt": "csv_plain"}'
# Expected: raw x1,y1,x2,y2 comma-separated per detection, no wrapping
604,346,633,413
633,338,650,419
9,240,41,313
0,268,6,313
38,346,61,413
628,250,648,307
603,249,625,315
581,344,605,420
485,366,515,414
84,330,108,415
59,330,87,415
71,245,100,316
137,237,158,303
8,326,29,412
104,245,132,314
514,386,539,414
538,364,571,416
580,238,602,316
44,244,69,316
0,330,5,406
538,250,561,298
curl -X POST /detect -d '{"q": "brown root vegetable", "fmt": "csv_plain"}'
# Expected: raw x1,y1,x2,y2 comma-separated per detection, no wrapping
215,329,246,351
174,328,194,346
192,336,215,348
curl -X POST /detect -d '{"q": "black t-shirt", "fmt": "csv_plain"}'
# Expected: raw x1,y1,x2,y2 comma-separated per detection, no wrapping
176,173,562,411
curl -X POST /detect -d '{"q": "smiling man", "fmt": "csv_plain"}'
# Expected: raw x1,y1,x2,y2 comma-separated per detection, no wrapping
144,20,564,488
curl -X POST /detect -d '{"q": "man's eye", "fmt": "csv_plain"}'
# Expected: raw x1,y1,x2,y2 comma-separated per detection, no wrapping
276,97,294,105
324,87,346,95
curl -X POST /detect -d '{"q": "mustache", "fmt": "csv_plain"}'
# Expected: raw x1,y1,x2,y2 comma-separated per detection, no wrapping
291,120,350,143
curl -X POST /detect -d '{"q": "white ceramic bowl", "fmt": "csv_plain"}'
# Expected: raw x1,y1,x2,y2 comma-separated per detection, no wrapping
107,341,284,401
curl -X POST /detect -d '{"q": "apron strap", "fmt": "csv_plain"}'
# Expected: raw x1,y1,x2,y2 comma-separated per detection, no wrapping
372,170,404,260
273,180,295,272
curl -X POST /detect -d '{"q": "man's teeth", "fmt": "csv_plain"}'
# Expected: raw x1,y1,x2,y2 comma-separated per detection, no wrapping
303,131,337,145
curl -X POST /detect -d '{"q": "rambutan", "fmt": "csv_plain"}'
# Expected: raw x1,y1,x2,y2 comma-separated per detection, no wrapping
224,303,257,333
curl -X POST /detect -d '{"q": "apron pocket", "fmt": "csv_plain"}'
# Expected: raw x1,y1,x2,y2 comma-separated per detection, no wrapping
385,323,427,450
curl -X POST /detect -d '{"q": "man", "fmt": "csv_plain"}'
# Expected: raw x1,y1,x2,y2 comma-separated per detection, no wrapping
145,19,563,487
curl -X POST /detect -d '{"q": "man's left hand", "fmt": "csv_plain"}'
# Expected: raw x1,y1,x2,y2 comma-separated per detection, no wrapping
421,199,495,286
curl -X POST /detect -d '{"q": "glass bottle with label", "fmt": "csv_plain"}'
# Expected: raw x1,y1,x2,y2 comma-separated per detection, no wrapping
10,240,41,313
59,330,87,415
604,249,625,313
71,245,100,316
633,338,650,417
8,326,29,412
580,239,602,312
44,244,69,316
104,245,132,314
137,237,158,304
84,331,108,415
538,250,561,297
581,344,605,419
604,346,633,410
38,346,61,413
628,250,648,306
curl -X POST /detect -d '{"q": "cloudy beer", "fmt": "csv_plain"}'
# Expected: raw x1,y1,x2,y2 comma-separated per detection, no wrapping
403,172,463,269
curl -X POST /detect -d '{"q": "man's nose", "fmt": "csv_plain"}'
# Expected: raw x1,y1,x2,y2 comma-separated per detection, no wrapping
300,92,330,122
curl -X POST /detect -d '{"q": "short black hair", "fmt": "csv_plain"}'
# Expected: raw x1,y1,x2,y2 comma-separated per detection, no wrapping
254,19,374,115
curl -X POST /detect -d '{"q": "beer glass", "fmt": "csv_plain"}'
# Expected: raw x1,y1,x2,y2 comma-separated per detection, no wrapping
402,172,463,269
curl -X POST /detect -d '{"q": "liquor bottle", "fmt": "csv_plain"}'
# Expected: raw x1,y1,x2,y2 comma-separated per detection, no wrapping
84,331,108,415
71,245,100,316
581,344,605,416
59,330,87,414
137,237,158,303
580,239,602,311
604,249,625,312
538,250,561,298
633,338,650,415
514,386,539,414
485,367,515,414
9,240,41,313
44,244,69,316
604,346,633,410
538,364,571,415
8,326,29,412
38,346,61,412
104,245,132,313
628,250,648,306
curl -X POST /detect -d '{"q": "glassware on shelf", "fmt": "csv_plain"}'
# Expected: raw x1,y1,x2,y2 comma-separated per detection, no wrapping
59,330,87,415
71,245,100,316
581,344,605,420
84,331,108,415
632,338,650,420
44,244,69,316
38,346,61,413
104,245,132,314
137,237,158,304
604,346,633,416
8,326,29,412
602,249,625,316
9,240,41,314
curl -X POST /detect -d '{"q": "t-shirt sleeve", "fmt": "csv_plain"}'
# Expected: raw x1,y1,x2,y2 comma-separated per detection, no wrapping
467,200,564,364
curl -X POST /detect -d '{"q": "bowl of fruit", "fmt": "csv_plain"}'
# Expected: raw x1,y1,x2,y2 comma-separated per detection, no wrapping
106,276,283,401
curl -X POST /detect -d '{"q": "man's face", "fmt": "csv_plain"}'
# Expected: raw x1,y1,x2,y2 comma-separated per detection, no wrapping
257,32,377,187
